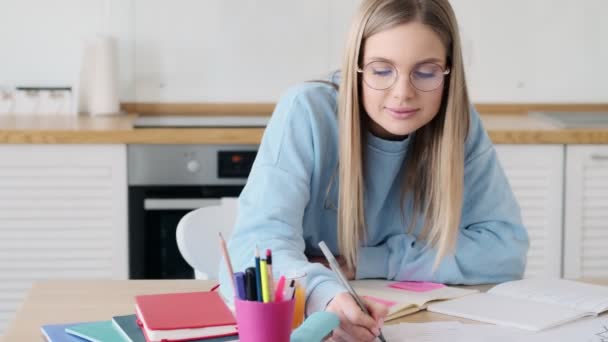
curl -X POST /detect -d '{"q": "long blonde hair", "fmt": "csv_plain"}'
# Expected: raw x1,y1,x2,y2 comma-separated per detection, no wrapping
337,0,470,270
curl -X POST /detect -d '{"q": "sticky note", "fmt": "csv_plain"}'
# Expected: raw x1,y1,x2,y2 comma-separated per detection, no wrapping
388,281,445,292
363,295,397,307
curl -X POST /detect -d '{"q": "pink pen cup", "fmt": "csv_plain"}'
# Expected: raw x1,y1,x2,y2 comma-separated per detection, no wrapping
235,298,295,342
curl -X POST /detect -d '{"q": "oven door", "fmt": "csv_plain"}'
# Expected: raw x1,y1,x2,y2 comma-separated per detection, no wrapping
128,185,242,279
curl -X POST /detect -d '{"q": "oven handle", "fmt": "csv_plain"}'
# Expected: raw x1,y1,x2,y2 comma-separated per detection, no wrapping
143,198,222,210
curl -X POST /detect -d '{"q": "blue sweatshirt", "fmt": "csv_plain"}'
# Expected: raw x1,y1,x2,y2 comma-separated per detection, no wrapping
219,80,529,315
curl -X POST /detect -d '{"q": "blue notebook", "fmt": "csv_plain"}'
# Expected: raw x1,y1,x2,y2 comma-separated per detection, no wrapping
41,323,89,342
112,314,238,342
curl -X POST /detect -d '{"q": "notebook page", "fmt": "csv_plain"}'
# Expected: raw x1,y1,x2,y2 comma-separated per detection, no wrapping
489,279,608,314
510,316,608,342
427,292,592,331
383,321,529,342
351,280,478,307
382,322,463,342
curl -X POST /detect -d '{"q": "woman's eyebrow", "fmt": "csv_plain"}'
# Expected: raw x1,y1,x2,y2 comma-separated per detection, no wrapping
364,56,445,65
416,57,444,64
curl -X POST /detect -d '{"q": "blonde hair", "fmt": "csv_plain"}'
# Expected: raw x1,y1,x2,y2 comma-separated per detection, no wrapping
337,0,470,270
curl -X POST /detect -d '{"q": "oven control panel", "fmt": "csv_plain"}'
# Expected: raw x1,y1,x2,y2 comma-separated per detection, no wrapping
218,151,257,178
128,145,258,185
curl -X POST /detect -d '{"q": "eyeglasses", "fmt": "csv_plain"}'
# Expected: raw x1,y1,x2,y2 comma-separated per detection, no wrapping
357,61,450,92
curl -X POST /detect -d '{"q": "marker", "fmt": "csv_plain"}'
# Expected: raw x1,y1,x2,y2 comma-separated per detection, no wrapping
245,267,258,301
274,275,286,302
234,272,246,300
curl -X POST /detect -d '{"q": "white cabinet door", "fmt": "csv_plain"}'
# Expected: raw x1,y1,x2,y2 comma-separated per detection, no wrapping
0,145,127,336
495,145,564,278
564,145,608,279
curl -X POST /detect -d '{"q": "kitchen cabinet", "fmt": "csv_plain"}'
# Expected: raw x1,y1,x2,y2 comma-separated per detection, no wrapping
0,145,127,335
564,145,608,278
495,145,565,278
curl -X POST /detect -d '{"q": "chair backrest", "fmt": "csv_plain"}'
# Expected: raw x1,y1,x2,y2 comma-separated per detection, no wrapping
176,197,238,280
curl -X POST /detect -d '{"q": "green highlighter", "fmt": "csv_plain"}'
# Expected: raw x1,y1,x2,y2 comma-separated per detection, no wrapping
65,320,128,342
290,311,340,342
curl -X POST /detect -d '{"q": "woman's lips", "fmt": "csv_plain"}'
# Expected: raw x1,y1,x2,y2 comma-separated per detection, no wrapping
385,107,419,119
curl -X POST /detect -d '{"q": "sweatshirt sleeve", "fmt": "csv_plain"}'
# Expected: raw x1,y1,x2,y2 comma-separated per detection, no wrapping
356,107,530,284
218,84,346,315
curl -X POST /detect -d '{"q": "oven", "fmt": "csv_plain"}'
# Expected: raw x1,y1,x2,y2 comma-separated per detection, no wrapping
127,144,257,279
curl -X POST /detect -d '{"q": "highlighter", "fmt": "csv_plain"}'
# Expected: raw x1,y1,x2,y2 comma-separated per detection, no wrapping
260,259,270,303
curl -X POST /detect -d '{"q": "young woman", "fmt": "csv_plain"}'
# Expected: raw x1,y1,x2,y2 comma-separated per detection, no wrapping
220,0,529,340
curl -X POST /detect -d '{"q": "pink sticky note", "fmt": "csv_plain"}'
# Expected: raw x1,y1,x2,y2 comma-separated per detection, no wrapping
363,295,397,308
388,281,445,292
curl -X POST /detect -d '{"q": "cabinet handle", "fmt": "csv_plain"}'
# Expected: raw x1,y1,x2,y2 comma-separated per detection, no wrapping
144,198,222,210
591,154,608,161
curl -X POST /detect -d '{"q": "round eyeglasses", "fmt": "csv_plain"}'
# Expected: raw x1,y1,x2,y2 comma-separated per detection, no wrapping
357,61,450,92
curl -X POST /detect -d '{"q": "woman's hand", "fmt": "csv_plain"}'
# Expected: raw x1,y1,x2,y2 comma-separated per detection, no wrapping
308,256,356,280
325,292,388,342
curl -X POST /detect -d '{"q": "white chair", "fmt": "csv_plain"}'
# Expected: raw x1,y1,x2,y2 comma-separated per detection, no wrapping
176,197,238,280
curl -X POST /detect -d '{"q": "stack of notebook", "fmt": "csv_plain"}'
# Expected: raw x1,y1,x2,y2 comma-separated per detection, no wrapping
41,291,239,342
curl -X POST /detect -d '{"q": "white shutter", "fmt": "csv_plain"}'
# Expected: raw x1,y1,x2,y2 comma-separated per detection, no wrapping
0,145,127,336
495,145,564,278
565,146,608,278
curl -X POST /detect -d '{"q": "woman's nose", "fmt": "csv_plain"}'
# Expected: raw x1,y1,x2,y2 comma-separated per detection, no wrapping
390,73,416,100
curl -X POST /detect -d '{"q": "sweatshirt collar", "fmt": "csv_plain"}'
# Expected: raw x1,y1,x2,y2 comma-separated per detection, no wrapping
366,130,411,154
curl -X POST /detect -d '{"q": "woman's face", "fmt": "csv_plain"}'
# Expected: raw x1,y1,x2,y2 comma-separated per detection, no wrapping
361,22,448,139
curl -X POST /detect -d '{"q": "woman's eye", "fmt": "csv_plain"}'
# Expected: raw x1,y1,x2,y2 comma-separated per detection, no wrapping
413,71,436,79
372,69,393,77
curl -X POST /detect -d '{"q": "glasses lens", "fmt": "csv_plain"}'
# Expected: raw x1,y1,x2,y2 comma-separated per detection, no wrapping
362,61,396,90
410,63,445,91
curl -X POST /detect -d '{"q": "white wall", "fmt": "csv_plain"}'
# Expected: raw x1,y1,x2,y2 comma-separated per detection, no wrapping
0,0,606,103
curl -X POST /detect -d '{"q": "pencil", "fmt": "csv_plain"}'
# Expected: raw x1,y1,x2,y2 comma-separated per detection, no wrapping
266,249,275,302
218,232,236,297
318,241,387,342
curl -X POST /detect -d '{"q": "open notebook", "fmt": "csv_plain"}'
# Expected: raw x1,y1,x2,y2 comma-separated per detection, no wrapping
427,278,608,331
350,280,479,321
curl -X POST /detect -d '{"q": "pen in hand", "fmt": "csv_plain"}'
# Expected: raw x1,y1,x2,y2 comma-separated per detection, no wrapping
318,241,387,342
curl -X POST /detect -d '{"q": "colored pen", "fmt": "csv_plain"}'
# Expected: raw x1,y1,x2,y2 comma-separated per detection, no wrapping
260,258,270,303
319,241,387,342
283,279,295,301
266,249,275,302
255,247,263,302
218,233,236,297
274,275,286,302
234,272,246,300
255,246,264,302
245,267,258,301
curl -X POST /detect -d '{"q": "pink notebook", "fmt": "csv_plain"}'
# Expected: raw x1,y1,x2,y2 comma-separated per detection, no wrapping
135,291,237,341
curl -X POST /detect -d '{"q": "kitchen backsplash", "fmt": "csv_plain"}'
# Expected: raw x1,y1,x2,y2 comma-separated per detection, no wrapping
1,0,606,103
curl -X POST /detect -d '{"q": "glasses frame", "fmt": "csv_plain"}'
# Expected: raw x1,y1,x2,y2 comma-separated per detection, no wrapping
357,61,451,92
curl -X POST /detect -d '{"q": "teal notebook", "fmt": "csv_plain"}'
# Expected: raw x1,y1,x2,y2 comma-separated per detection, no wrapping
111,315,144,342
111,314,237,342
65,321,128,342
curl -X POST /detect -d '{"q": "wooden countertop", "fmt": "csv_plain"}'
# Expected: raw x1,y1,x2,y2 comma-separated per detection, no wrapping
3,279,607,341
1,113,608,144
